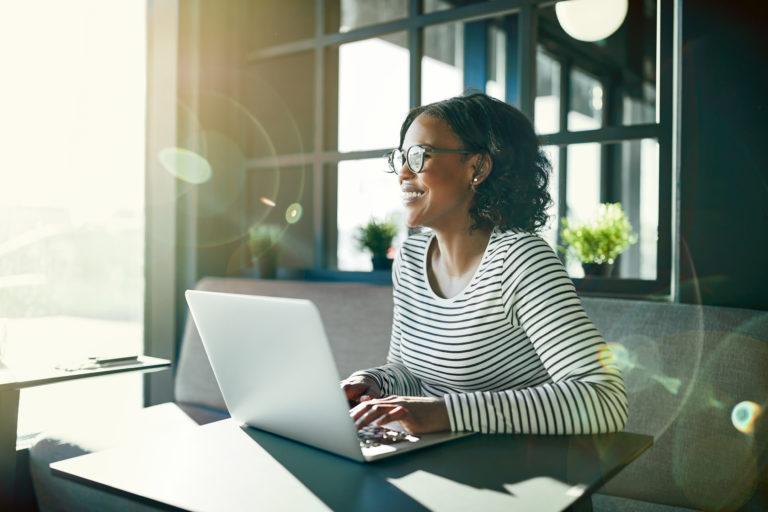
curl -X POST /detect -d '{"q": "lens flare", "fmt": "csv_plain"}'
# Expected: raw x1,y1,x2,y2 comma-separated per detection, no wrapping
158,147,212,184
651,375,681,395
598,342,634,371
731,401,762,435
260,197,276,207
285,203,303,224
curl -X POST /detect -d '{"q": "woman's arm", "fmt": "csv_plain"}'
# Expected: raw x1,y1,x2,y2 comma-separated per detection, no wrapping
443,235,628,434
348,247,423,397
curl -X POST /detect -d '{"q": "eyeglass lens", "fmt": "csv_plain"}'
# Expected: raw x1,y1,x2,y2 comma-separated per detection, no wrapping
388,146,427,174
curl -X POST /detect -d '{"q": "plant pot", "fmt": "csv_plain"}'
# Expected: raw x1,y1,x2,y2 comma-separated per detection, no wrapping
371,256,393,271
252,254,278,279
582,262,615,277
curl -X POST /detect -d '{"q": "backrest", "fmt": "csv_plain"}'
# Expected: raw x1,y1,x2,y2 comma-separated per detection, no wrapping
581,297,768,511
174,277,393,412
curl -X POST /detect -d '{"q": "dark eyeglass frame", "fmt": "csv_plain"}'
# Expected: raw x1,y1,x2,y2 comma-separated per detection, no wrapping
385,144,474,175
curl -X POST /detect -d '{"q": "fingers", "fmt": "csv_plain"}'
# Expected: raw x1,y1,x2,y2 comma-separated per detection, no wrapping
354,403,404,429
372,405,408,426
341,382,367,404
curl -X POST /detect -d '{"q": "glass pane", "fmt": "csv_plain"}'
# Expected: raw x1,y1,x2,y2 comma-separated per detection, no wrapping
540,0,657,130
620,139,659,280
0,1,145,437
244,166,313,276
245,51,314,156
336,159,408,271
331,34,409,152
328,0,408,33
424,0,489,13
540,146,560,250
568,67,603,130
422,22,464,104
421,15,524,105
535,47,561,134
248,0,315,50
486,23,507,101
562,140,658,280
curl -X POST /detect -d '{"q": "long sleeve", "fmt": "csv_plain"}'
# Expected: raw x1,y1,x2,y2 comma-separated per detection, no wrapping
351,248,423,396
443,235,628,434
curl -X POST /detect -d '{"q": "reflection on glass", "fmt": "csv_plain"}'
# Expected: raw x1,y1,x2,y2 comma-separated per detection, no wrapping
337,159,407,271
422,22,464,104
540,146,560,250
562,140,658,279
336,34,409,152
568,68,603,131
535,48,561,134
248,0,315,49
246,51,314,156
486,23,506,101
537,0,657,129
334,0,408,33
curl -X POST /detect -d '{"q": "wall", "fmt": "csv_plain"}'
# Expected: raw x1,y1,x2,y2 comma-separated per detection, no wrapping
679,1,768,310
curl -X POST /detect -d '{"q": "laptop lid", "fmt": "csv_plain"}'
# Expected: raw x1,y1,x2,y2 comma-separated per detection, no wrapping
185,290,364,462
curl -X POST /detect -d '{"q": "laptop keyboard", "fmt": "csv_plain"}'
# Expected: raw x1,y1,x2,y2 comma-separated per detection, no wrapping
357,425,410,447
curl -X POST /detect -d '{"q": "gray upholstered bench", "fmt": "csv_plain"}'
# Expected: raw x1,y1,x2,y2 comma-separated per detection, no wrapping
29,278,767,511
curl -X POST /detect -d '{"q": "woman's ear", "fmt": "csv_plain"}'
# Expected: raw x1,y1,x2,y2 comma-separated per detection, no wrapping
472,154,493,186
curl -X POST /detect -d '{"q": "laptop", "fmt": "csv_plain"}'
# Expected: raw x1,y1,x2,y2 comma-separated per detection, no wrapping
184,289,473,462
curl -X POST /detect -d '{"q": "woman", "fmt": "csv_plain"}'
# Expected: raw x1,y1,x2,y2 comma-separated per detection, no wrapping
342,93,627,436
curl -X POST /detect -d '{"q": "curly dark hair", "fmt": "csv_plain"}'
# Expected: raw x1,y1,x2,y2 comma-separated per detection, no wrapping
398,92,552,234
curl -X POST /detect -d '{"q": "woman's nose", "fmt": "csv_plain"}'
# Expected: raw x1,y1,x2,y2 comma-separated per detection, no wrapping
398,162,415,182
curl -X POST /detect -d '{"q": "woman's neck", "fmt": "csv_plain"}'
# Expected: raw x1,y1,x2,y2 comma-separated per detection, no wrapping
430,223,493,277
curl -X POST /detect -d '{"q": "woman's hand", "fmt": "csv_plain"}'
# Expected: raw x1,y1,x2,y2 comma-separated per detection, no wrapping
350,396,451,435
340,375,382,406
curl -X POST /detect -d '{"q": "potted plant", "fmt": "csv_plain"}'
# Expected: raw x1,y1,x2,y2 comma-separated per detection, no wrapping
247,224,282,279
560,203,637,277
356,218,398,271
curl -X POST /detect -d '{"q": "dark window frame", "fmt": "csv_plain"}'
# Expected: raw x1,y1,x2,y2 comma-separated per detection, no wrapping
245,0,678,301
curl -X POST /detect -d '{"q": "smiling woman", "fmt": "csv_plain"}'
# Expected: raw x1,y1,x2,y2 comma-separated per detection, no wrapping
341,93,628,435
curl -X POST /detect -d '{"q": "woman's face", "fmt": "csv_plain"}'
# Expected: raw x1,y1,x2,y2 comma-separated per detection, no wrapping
398,114,478,230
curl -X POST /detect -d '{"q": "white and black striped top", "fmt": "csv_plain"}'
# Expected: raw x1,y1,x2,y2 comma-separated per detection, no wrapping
354,228,628,434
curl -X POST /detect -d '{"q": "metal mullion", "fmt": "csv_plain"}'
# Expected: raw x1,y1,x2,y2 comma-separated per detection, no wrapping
518,4,537,119
539,123,661,146
658,0,676,299
556,58,570,251
409,0,422,109
313,0,325,270
247,149,392,170
247,0,546,63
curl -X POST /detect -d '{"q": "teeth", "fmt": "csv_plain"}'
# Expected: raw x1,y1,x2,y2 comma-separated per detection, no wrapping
402,191,424,199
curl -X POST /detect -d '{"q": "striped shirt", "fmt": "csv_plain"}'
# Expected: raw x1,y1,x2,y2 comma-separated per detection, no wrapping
354,228,628,434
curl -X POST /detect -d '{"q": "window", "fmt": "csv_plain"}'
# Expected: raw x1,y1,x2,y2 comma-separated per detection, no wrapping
246,0,674,298
0,1,146,438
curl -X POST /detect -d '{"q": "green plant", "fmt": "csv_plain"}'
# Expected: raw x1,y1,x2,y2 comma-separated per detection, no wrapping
356,218,398,257
247,224,281,258
560,203,637,264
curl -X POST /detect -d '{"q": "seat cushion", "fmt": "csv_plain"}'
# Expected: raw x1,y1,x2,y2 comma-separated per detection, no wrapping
174,277,394,411
29,402,199,512
582,298,768,511
591,493,699,512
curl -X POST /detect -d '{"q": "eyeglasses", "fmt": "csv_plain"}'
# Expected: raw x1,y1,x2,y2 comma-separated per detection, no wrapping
385,145,473,175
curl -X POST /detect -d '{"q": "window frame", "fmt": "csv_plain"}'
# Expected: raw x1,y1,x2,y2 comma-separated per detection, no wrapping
244,0,679,300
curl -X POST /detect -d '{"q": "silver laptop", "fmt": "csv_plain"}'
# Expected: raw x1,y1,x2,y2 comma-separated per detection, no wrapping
185,289,472,462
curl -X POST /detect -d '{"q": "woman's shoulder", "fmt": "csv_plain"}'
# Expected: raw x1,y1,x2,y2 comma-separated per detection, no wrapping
492,228,549,249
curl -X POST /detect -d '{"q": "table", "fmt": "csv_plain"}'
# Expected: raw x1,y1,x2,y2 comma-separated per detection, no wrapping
51,419,652,512
0,356,171,508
